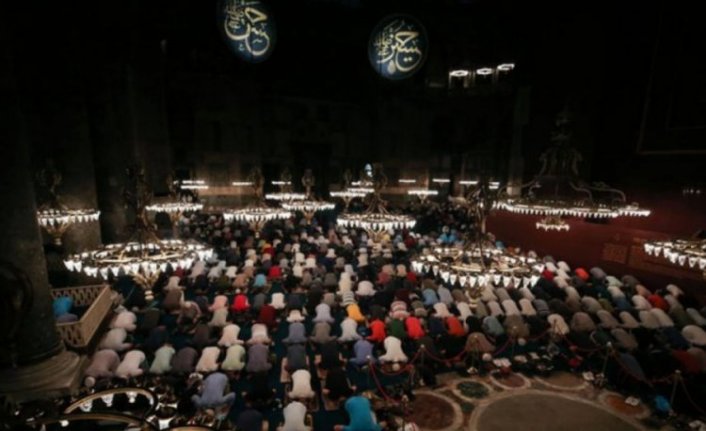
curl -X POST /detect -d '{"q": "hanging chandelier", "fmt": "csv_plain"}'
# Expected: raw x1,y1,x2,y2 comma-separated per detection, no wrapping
264,168,306,202
35,163,100,246
417,175,539,299
497,109,650,231
64,165,211,299
407,188,439,203
411,243,535,300
18,383,220,431
330,190,367,210
337,164,415,241
146,174,204,238
329,169,369,212
536,215,570,232
145,202,203,213
225,167,291,236
449,176,505,237
281,169,335,224
644,238,706,277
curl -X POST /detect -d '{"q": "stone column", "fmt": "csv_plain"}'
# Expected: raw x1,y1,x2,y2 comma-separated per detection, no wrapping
0,40,82,403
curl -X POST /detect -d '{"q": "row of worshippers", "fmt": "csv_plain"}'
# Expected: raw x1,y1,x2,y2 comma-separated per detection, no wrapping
83,212,706,429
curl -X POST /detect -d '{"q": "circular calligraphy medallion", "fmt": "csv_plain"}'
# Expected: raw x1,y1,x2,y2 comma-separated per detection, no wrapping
368,14,428,80
218,0,276,63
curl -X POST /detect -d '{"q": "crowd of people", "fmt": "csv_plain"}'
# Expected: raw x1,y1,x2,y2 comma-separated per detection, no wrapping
80,208,706,430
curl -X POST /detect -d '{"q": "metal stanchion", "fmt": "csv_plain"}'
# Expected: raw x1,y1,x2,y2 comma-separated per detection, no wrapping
669,370,681,407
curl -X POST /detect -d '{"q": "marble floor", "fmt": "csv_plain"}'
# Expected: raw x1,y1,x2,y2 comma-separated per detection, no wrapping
405,371,652,431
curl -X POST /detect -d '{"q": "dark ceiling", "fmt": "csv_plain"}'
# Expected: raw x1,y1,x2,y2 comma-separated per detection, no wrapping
3,0,706,191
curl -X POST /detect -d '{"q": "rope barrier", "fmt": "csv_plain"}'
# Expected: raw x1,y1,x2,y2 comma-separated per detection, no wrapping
678,378,706,416
492,339,513,356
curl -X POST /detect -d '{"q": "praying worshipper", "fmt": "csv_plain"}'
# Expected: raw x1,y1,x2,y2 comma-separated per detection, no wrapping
191,372,235,409
139,308,162,334
405,315,426,339
252,291,268,311
482,315,505,337
411,299,427,317
284,322,308,344
287,292,305,312
196,346,221,373
287,309,306,323
188,322,215,349
171,346,198,375
236,407,267,431
288,369,316,400
149,344,176,375
323,366,355,402
246,343,272,373
142,325,169,354
339,317,362,342
597,310,620,329
367,318,387,343
619,311,641,329
163,288,184,314
231,292,251,314
422,284,440,307
687,308,706,326
209,294,229,312
319,340,344,370
243,372,277,408
334,395,383,431
389,300,410,319
682,325,706,347
221,344,246,372
165,275,182,291
208,305,229,327
387,318,406,340
313,303,335,324
457,301,473,321
115,349,146,380
465,331,496,354
247,323,272,344
271,292,286,310
99,328,133,352
547,314,570,335
446,315,467,337
178,300,203,332
379,336,408,364
83,349,120,388
310,321,337,344
504,314,530,339
279,401,311,431
356,280,375,297
218,323,242,346
111,309,137,332
347,303,366,324
257,303,278,330
285,344,309,373
351,339,376,366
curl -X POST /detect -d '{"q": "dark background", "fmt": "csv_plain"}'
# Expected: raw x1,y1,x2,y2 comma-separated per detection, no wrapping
2,0,705,292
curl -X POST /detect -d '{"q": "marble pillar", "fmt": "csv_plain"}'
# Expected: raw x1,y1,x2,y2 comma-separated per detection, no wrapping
0,45,82,402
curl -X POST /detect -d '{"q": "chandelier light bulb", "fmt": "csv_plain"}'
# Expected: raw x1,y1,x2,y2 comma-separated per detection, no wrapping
281,200,335,213
264,192,306,201
407,189,438,197
449,69,470,77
